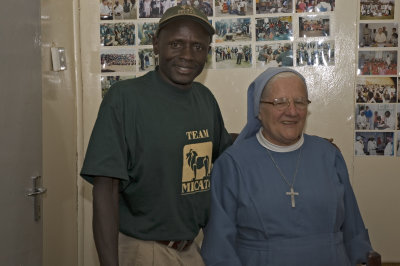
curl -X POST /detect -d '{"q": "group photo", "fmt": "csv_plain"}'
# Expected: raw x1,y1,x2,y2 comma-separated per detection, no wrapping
296,41,335,66
358,50,398,75
100,48,136,72
360,0,395,20
255,42,293,67
138,22,158,45
255,16,292,41
356,77,397,103
355,132,394,156
299,15,330,37
256,0,292,14
100,0,137,20
355,104,397,130
215,0,253,16
295,0,335,12
214,45,252,68
138,0,175,18
100,22,136,46
215,18,252,42
359,23,398,47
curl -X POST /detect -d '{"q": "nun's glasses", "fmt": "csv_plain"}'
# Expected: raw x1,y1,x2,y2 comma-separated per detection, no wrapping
260,97,311,111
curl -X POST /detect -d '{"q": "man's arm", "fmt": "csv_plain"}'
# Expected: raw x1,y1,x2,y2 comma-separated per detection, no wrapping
92,176,120,266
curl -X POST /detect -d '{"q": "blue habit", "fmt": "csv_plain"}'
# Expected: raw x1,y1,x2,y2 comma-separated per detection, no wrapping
201,134,372,266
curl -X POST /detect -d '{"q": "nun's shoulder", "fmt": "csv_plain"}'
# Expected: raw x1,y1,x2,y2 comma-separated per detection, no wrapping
304,134,340,153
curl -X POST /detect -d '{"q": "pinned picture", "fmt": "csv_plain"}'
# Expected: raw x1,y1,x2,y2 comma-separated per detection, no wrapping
215,18,251,43
358,50,398,75
101,75,135,97
397,103,400,130
113,0,137,19
100,23,136,46
138,48,157,72
138,22,158,45
215,0,253,16
100,48,136,72
214,45,252,69
299,15,330,37
295,0,335,13
139,0,175,18
296,41,334,66
255,16,293,41
397,132,400,156
177,0,213,16
360,0,395,20
356,77,397,103
355,132,394,156
256,0,293,14
355,104,396,130
359,23,398,48
256,42,293,68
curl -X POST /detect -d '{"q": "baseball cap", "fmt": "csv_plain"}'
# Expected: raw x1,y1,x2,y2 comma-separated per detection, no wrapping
157,5,215,37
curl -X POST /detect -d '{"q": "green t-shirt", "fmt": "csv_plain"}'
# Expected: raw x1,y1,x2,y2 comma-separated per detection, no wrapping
81,70,232,240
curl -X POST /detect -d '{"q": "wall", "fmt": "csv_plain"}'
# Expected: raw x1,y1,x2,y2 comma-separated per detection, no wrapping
78,0,400,264
41,0,80,265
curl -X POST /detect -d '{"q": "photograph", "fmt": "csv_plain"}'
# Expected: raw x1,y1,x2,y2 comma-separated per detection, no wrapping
355,103,396,130
215,0,253,16
295,0,335,13
397,103,400,130
299,15,330,37
177,0,213,16
358,50,397,75
101,75,135,97
100,48,136,72
139,0,175,18
138,48,157,72
397,132,400,156
356,77,397,103
100,23,136,46
255,16,293,41
256,0,292,14
215,45,252,69
215,18,251,43
113,0,137,19
296,41,334,66
355,131,394,156
359,23,398,48
256,42,293,67
398,78,400,102
138,22,158,45
100,0,114,20
360,0,395,20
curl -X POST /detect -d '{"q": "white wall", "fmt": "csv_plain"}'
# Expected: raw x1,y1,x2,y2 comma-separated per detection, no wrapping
78,0,400,264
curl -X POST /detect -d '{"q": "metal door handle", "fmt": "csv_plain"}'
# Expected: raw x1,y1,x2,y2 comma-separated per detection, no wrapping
27,187,47,197
26,175,46,221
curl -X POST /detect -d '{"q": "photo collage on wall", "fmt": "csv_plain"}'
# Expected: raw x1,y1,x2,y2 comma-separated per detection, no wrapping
98,0,336,94
355,0,400,157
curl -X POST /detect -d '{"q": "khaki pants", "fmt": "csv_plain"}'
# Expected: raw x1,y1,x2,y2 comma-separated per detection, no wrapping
118,233,205,266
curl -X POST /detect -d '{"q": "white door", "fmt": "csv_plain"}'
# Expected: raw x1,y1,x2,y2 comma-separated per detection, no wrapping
0,0,43,264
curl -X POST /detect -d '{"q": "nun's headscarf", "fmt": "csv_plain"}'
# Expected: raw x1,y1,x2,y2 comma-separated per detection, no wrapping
235,67,307,143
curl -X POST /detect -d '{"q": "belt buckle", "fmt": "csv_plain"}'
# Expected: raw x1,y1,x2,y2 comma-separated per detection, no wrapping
167,241,175,248
177,240,188,252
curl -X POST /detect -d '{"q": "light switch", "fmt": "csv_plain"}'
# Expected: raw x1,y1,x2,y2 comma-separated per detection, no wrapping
51,47,67,71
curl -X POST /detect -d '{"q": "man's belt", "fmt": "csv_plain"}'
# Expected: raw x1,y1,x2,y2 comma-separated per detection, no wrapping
157,240,194,251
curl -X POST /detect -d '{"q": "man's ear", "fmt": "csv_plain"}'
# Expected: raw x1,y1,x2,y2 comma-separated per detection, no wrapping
152,35,159,55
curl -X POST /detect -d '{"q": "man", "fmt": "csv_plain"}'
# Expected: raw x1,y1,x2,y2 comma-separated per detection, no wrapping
276,43,293,66
374,27,387,45
81,5,232,266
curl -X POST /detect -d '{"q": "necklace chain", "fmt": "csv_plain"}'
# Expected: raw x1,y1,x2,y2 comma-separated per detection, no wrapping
265,146,303,207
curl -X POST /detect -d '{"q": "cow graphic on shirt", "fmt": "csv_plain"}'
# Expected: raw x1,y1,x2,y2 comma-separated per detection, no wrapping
181,141,212,195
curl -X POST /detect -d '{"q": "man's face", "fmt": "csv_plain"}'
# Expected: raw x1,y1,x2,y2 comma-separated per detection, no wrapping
153,19,211,90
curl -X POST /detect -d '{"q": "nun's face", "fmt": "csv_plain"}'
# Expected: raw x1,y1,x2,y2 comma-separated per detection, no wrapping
258,75,308,146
